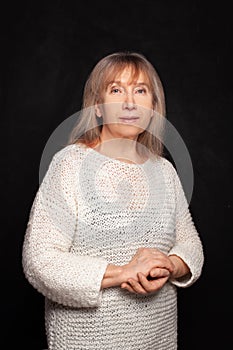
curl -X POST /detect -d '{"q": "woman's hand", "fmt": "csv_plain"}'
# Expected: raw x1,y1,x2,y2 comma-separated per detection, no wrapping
119,247,174,294
121,247,174,282
121,267,170,294
101,248,189,293
121,253,190,295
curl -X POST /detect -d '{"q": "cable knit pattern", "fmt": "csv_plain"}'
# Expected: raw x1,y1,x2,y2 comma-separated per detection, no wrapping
22,143,204,350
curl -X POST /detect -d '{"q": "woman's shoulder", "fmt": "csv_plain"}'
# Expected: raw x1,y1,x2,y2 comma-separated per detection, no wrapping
41,144,89,178
51,143,88,163
40,144,88,185
156,155,177,175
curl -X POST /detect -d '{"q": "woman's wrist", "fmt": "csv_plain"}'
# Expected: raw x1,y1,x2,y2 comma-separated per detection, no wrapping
101,264,125,289
168,255,190,279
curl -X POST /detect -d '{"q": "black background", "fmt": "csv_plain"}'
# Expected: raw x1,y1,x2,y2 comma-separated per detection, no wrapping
2,0,232,349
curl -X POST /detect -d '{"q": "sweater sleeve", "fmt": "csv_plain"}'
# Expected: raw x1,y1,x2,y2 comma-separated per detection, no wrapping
168,164,204,288
22,147,109,308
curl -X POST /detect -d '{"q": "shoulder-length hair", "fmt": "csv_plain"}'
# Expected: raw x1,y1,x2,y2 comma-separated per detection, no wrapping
67,51,166,158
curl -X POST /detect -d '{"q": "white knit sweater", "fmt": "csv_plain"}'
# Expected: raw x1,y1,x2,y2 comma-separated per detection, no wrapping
22,143,204,350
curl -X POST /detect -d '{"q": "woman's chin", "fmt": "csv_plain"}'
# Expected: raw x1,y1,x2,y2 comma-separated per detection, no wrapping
105,123,145,138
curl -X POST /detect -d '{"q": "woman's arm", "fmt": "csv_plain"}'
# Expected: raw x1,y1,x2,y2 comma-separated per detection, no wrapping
101,264,125,289
22,148,108,308
167,164,204,287
118,162,204,295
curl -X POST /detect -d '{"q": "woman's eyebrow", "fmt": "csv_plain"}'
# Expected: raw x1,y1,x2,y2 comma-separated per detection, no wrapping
107,81,149,87
107,80,121,86
135,82,150,88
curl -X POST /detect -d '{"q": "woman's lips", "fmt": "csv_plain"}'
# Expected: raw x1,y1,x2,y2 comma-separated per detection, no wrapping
119,117,139,124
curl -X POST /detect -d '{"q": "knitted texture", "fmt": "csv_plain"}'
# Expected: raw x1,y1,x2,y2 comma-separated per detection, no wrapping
22,143,204,350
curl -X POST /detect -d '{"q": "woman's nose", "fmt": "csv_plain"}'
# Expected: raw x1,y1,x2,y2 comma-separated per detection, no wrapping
122,91,136,110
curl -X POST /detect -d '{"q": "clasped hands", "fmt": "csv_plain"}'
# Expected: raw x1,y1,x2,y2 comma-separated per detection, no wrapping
120,247,174,295
101,247,184,295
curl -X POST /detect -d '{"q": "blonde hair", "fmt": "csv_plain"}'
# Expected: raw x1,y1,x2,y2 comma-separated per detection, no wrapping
67,51,166,157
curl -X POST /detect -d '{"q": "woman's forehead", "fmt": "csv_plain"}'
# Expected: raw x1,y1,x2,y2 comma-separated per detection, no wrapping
104,65,150,86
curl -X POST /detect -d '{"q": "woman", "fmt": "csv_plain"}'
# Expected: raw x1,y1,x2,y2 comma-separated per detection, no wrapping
22,51,204,349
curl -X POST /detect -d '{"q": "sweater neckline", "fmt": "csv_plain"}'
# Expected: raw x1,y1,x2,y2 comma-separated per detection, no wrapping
74,143,152,168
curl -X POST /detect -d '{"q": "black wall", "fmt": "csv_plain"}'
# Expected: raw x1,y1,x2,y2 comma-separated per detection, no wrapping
2,1,232,349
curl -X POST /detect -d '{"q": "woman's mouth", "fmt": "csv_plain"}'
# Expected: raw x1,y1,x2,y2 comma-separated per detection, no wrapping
119,117,139,124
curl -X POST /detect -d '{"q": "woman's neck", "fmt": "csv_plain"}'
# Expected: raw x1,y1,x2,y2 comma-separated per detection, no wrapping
93,137,147,164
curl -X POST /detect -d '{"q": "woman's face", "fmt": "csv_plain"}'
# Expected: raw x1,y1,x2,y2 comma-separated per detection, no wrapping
96,68,154,140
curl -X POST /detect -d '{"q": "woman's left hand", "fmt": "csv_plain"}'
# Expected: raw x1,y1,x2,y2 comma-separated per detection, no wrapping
121,267,170,294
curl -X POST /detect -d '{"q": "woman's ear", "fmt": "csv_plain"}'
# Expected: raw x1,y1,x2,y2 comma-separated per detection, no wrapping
95,103,102,118
151,101,157,117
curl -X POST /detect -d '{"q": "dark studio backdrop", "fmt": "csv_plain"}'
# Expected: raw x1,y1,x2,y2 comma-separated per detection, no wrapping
1,0,232,349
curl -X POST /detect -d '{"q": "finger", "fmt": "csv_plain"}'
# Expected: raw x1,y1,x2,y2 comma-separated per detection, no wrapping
127,278,148,295
121,282,136,294
138,273,168,293
150,268,170,278
151,276,169,290
149,250,175,271
151,258,174,273
138,273,158,292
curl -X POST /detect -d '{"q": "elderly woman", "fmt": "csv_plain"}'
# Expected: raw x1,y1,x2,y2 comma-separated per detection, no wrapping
22,51,204,349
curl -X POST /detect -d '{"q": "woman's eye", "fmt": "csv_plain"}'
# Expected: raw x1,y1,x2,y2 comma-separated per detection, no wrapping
111,87,121,94
135,88,147,94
